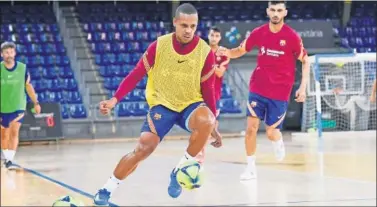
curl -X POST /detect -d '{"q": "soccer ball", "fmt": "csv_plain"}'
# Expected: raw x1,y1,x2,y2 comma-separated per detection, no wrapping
176,160,203,190
52,195,84,207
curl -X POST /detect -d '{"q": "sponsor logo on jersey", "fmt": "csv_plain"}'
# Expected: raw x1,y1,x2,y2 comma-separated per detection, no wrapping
260,46,285,57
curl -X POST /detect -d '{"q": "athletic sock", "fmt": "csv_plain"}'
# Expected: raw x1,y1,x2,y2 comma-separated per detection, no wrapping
102,174,122,193
8,150,15,162
246,155,256,170
272,137,283,147
3,150,10,161
174,151,194,172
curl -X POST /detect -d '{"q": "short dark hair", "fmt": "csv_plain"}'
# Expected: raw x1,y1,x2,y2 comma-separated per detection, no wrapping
210,26,221,33
268,1,287,7
1,41,16,52
175,3,198,18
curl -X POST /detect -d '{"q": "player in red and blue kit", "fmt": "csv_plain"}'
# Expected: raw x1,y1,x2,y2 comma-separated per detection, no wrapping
217,1,309,180
195,26,229,165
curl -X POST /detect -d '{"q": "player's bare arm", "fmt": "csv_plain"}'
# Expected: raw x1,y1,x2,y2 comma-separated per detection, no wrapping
25,74,41,114
217,45,247,59
295,41,309,103
370,79,376,102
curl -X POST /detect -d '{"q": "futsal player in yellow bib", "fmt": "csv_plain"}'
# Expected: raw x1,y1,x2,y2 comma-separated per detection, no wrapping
93,3,222,205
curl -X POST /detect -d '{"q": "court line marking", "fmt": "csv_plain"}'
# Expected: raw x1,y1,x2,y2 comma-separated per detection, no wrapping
13,164,119,207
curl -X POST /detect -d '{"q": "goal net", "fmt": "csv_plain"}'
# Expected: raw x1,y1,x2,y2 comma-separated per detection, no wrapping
301,53,376,139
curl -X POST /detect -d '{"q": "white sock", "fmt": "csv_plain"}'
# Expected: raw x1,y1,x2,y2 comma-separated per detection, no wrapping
3,150,9,160
247,155,256,169
174,152,194,172
8,150,16,161
102,175,122,193
272,137,283,146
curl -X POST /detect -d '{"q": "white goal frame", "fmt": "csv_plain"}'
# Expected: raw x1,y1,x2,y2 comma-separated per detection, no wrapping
303,52,376,139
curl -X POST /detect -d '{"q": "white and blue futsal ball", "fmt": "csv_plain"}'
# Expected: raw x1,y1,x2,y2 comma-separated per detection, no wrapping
52,195,84,207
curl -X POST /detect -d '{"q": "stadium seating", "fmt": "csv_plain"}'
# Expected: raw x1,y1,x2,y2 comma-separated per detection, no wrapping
337,2,376,53
77,2,242,117
0,4,87,119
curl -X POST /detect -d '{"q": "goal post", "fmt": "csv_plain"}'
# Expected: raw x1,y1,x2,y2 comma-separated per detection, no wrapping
300,52,376,139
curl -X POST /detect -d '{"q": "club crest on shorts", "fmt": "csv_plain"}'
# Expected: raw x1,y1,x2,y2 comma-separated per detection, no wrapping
280,40,286,46
153,113,162,120
250,101,257,107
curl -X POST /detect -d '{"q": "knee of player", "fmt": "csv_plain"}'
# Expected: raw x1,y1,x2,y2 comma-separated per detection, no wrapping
266,128,278,139
135,143,157,160
246,123,259,135
196,108,216,130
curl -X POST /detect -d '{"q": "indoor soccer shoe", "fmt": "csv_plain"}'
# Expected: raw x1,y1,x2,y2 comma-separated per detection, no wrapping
93,188,111,206
272,140,286,162
168,168,182,198
4,160,18,170
240,164,257,180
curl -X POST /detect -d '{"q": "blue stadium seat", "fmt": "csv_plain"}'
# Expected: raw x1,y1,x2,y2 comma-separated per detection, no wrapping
221,84,232,99
131,89,145,101
61,104,70,119
46,79,62,92
42,67,58,79
29,67,42,80
59,67,74,79
62,78,78,91
133,102,148,116
37,91,48,103
221,99,242,114
103,77,114,90
48,91,64,103
103,77,122,90
65,91,82,104
99,66,113,77
117,53,131,64
117,102,132,117
69,104,87,118
110,65,121,77
32,79,47,92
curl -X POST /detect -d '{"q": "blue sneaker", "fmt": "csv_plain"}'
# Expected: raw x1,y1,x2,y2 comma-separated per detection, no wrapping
93,188,111,206
168,168,182,198
4,160,18,170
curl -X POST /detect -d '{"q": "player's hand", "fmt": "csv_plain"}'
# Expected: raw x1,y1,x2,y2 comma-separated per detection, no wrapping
99,97,118,115
34,103,41,114
295,87,306,102
210,128,222,148
216,46,229,57
370,94,376,103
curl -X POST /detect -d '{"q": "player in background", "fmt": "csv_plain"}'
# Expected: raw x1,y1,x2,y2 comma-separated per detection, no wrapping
0,42,41,169
370,79,376,102
93,3,222,205
217,0,309,180
195,26,229,165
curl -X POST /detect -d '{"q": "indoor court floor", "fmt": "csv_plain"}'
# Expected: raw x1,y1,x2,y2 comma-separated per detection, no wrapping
1,133,376,206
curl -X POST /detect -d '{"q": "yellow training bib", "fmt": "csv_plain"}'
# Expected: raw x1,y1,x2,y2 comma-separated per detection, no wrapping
145,33,211,112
